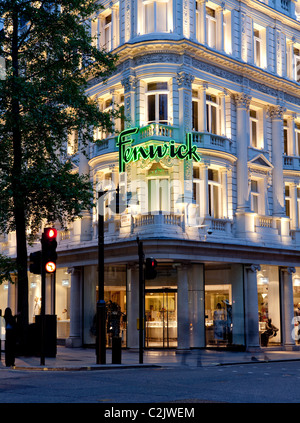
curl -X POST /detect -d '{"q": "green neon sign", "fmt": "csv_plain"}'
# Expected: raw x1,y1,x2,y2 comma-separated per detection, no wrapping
116,127,201,172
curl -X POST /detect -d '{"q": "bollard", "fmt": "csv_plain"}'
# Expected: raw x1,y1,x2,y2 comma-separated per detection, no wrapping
112,337,122,364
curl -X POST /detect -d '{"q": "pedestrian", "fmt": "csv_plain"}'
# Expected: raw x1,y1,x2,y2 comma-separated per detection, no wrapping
4,308,16,367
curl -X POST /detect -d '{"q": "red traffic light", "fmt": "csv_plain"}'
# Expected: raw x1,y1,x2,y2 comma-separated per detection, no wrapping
145,257,157,279
44,228,57,239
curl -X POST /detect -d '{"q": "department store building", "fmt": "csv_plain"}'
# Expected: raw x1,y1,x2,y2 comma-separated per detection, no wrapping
2,0,300,352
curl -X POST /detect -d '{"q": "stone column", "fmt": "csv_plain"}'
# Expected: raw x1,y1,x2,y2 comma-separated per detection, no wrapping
221,168,228,218
286,39,294,80
268,105,285,217
66,267,82,348
188,264,205,348
198,82,207,132
121,74,137,129
234,93,251,212
112,5,119,49
177,71,195,140
245,264,260,351
290,182,298,230
219,91,226,136
200,163,209,220
126,266,139,349
216,5,224,52
281,267,296,350
197,0,207,45
177,265,190,350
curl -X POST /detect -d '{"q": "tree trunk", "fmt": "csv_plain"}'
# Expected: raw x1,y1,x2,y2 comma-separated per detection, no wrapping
11,4,29,343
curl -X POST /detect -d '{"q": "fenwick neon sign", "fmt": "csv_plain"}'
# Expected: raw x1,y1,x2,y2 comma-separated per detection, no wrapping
116,127,201,172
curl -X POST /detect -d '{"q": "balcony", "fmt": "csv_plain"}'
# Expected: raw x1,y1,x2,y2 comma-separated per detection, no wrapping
283,155,300,171
131,211,184,238
192,132,233,155
258,0,297,20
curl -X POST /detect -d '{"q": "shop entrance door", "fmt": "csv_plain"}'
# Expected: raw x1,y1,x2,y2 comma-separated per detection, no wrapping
145,289,177,348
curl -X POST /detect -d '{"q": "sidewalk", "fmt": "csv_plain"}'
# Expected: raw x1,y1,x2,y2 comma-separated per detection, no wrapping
1,346,300,370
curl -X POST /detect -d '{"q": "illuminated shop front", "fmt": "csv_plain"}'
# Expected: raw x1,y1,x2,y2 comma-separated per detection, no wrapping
3,0,300,355
28,267,71,340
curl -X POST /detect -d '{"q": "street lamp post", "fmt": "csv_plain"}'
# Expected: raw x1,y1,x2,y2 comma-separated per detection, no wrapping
137,237,144,364
96,190,106,364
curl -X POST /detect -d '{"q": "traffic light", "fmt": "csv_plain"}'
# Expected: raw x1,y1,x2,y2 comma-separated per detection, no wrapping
109,185,127,214
29,250,42,274
41,228,57,273
145,257,157,280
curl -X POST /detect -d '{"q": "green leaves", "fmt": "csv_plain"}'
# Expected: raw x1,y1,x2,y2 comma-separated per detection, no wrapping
0,253,17,285
0,0,118,238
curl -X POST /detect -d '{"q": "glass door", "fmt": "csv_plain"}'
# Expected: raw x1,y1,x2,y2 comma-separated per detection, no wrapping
145,289,177,348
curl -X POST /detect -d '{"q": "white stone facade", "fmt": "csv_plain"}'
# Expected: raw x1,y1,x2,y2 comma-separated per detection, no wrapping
2,0,300,352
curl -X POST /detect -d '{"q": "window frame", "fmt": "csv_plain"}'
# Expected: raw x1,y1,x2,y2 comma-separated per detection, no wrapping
295,123,300,156
250,179,261,214
285,184,291,218
147,176,170,212
206,94,219,135
294,48,300,83
253,28,261,68
146,82,169,125
250,109,259,148
208,168,221,218
143,0,169,34
206,6,217,48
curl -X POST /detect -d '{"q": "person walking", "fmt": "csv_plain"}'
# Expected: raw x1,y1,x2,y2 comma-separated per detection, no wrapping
4,308,17,367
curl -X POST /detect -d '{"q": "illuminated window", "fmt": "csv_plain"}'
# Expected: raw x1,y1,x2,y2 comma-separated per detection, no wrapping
143,0,170,34
294,48,300,82
253,24,266,69
193,166,200,205
192,90,199,131
92,7,120,52
295,123,300,156
195,2,231,53
104,14,112,50
250,109,258,148
285,185,291,218
67,130,78,155
253,28,261,67
206,94,219,134
250,179,260,213
283,120,288,155
148,172,170,212
206,7,217,48
146,82,169,124
249,107,264,150
208,169,221,218
297,188,300,227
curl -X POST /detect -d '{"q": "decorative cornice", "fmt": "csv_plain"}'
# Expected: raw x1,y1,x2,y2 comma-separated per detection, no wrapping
112,39,300,107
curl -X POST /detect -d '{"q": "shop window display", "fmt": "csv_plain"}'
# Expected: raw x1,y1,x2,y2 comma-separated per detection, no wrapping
293,272,300,345
145,265,177,348
257,265,281,347
205,264,245,347
56,268,71,339
104,288,127,347
28,268,71,339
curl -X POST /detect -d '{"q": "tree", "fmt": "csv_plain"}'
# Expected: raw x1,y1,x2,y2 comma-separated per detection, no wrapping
0,0,120,342
0,253,17,285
